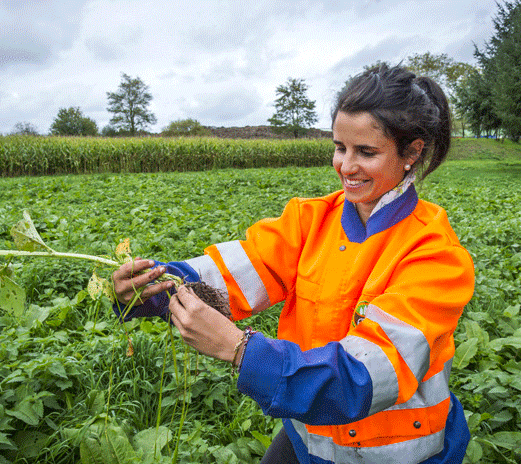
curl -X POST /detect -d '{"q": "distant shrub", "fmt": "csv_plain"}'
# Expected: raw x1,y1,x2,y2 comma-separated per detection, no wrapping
11,122,39,136
162,119,211,137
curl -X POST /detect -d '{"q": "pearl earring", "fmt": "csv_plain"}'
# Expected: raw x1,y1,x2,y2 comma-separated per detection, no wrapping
404,164,411,171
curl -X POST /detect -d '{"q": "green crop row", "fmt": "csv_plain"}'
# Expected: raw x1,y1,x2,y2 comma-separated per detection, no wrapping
0,136,334,176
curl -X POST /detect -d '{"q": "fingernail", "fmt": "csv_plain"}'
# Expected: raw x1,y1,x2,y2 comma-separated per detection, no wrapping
159,266,166,273
148,260,155,266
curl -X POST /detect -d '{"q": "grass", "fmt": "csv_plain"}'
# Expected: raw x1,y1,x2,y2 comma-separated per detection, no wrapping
448,137,521,161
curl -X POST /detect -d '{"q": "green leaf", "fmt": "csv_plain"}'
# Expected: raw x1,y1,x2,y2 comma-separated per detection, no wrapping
503,304,520,318
454,338,478,369
10,211,55,253
491,431,521,451
247,437,267,456
0,431,17,451
48,362,68,379
489,336,521,351
488,386,508,395
7,399,44,426
241,419,252,432
80,435,105,464
103,426,137,464
251,431,271,450
0,274,25,317
86,390,105,416
13,431,48,458
465,439,483,463
132,426,172,459
213,445,240,464
490,409,513,423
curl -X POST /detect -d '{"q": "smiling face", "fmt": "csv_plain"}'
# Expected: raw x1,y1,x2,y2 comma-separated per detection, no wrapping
332,111,421,225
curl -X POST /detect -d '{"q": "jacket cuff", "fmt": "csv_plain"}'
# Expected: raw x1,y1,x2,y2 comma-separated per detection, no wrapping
237,333,373,425
237,332,283,412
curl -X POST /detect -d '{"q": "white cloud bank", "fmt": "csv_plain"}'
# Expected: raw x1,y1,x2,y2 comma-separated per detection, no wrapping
0,0,499,134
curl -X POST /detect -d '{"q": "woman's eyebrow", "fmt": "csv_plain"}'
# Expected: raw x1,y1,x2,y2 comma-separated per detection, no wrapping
333,140,378,150
357,144,378,150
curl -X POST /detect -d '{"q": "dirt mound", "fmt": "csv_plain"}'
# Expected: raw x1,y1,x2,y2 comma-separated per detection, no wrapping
208,125,331,139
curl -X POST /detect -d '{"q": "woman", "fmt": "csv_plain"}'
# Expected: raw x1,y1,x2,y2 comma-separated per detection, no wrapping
112,64,474,464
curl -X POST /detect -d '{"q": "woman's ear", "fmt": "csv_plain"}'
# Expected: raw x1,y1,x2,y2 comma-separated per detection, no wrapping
406,139,425,166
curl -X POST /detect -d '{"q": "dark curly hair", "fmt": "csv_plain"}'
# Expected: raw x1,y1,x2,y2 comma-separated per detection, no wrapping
332,64,451,179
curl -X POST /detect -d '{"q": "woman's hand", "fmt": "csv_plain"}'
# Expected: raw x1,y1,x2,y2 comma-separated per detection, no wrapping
169,286,244,363
112,258,176,305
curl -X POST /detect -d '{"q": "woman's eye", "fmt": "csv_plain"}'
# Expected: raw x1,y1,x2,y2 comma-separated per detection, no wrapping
360,149,376,157
335,145,346,153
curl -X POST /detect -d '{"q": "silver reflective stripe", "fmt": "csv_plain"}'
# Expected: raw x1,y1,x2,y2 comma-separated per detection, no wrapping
340,335,398,415
291,419,445,464
366,304,430,383
184,255,228,294
215,241,271,312
388,358,452,411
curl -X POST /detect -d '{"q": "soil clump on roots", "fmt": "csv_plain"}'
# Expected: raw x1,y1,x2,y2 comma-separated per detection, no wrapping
186,281,232,319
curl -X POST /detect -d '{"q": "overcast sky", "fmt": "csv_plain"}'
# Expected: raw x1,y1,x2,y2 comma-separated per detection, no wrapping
1,0,500,135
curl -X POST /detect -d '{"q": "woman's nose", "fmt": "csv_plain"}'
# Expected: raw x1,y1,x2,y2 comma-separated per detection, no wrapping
340,154,358,176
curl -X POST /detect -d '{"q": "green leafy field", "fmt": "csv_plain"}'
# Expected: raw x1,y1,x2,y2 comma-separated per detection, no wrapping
0,157,520,463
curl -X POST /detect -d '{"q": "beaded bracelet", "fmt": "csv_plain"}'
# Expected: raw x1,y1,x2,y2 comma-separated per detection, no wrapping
231,326,257,376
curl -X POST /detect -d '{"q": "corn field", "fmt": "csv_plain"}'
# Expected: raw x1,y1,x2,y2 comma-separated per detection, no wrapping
0,136,334,176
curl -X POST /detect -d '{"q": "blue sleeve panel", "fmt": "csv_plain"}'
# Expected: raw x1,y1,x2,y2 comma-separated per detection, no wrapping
112,260,200,322
420,392,470,464
237,332,373,425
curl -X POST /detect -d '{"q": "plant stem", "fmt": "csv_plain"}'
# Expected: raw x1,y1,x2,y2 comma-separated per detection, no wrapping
0,249,119,267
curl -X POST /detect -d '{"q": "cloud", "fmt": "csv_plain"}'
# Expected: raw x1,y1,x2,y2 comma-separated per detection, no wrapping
0,0,88,69
181,87,263,124
84,26,143,61
327,36,427,84
85,37,125,62
443,7,495,62
0,0,502,134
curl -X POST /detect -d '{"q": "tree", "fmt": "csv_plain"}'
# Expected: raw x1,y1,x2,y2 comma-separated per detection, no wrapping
49,107,98,136
406,53,489,137
106,73,157,136
161,118,210,137
11,122,39,136
469,0,521,141
405,53,478,105
453,67,501,137
268,78,318,138
489,1,521,140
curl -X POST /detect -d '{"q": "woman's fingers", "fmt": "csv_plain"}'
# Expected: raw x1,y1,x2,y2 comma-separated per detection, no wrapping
174,286,202,311
139,279,176,301
112,258,170,304
169,286,243,363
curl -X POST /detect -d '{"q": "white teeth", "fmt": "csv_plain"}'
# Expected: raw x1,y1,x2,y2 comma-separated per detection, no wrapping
345,179,367,187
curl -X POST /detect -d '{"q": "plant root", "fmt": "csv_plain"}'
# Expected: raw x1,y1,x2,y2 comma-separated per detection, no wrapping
186,281,232,319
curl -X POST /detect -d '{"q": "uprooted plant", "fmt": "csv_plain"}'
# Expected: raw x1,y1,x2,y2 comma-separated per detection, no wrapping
0,210,231,321
0,210,234,463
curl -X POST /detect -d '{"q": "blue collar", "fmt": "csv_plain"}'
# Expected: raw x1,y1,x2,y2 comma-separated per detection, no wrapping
341,184,418,243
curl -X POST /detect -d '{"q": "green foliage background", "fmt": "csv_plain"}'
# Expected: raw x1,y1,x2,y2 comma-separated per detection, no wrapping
0,140,520,463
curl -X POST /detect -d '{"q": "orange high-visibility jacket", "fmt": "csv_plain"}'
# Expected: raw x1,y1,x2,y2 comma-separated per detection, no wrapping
182,185,475,464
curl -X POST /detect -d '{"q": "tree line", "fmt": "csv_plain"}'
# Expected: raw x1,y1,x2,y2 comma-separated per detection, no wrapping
8,1,520,141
